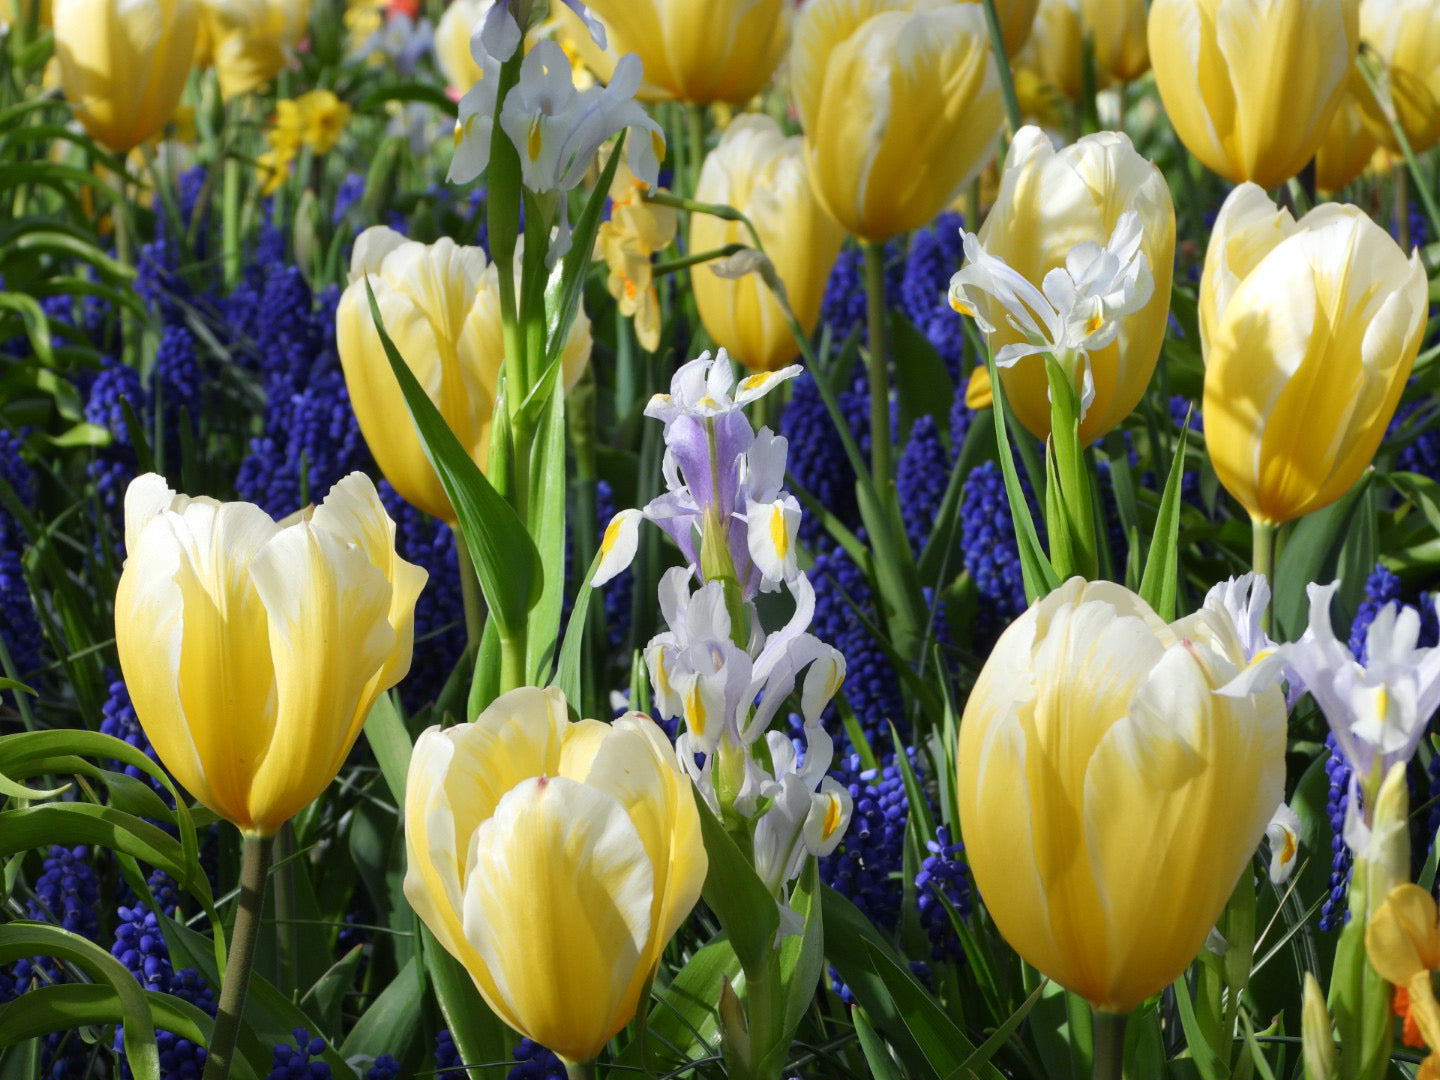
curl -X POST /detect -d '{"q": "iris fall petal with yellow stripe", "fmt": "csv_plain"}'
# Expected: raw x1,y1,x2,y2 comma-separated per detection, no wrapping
114,472,425,837
1200,184,1427,525
958,578,1287,1013
403,687,707,1064
1148,0,1357,189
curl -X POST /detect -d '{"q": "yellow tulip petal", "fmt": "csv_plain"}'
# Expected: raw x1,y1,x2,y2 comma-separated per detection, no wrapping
1367,883,1440,984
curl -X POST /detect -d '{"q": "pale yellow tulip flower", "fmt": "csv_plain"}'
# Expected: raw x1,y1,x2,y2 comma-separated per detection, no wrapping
114,472,425,837
792,0,1004,243
1080,0,1149,81
1358,0,1440,155
692,114,845,372
403,686,707,1064
1315,73,1382,193
958,577,1287,1012
433,0,488,93
1148,0,1358,189
1200,184,1427,525
53,0,199,153
335,226,592,522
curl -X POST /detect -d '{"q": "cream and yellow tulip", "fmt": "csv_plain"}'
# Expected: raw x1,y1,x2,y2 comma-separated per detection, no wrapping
1080,0,1149,82
958,578,1287,1012
1017,0,1088,101
201,0,310,99
959,0,1039,56
53,0,199,153
335,226,592,523
792,0,1005,243
1315,74,1381,193
558,0,788,104
1358,0,1440,155
964,126,1174,444
1199,184,1427,525
114,472,425,837
691,115,846,372
1148,0,1358,189
403,686,707,1064
434,0,488,93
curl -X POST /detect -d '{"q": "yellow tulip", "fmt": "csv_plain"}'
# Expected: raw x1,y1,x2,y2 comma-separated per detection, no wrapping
959,0,1039,56
1315,72,1381,193
1358,0,1440,155
433,0,486,94
792,0,1005,243
958,577,1287,1012
1148,0,1358,189
1080,0,1149,82
114,473,425,837
557,0,789,104
335,226,593,523
968,126,1174,444
1017,0,1089,102
53,0,199,153
201,0,310,99
403,686,707,1064
691,115,846,373
1199,184,1427,525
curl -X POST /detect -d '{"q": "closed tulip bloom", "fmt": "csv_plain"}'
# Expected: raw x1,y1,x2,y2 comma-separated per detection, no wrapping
1080,0,1149,81
433,0,488,93
1200,184,1427,525
963,126,1174,444
115,473,425,837
53,0,199,153
958,578,1287,1012
404,687,707,1064
1148,0,1358,189
1358,0,1440,155
558,0,788,104
792,0,1004,243
1315,74,1381,192
1017,0,1087,101
335,226,592,523
960,0,1039,56
691,115,845,372
202,0,310,98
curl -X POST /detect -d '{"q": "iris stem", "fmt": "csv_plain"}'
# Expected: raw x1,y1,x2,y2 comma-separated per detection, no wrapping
1091,1008,1128,1080
861,239,891,487
1251,518,1276,635
201,833,272,1080
452,526,484,655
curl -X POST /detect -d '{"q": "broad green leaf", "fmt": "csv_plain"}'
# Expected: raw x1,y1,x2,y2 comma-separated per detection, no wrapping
525,385,567,682
340,955,426,1064
693,790,779,978
779,857,824,1040
1272,476,1373,641
362,691,412,808
617,935,741,1072
417,922,512,1078
354,81,458,117
1138,417,1190,621
301,946,367,1038
892,311,955,439
854,1005,904,1080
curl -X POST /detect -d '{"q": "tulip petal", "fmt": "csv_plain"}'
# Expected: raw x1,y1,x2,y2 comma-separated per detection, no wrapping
462,775,654,1063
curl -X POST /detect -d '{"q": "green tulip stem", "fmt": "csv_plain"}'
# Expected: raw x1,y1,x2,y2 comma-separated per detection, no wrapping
1356,49,1440,248
979,0,1023,134
452,526,484,655
1091,1008,1128,1080
564,1062,598,1080
862,240,892,486
202,833,272,1080
685,103,707,197
1251,518,1276,635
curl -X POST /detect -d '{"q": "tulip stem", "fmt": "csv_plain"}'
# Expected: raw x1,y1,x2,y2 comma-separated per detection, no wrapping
202,833,272,1080
1251,518,1275,635
686,104,707,197
861,240,892,486
1091,1008,1127,1080
978,0,1023,134
564,1063,598,1080
453,526,484,655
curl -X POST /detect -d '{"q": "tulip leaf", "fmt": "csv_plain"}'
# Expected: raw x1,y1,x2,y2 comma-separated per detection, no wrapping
364,278,541,641
1138,413,1190,621
525,385,568,682
362,691,412,808
1271,475,1374,642
779,857,824,1042
354,81,458,118
618,935,742,1072
416,922,512,1078
0,924,161,1080
853,1004,905,1080
339,955,426,1065
892,312,955,439
553,545,605,708
692,789,779,978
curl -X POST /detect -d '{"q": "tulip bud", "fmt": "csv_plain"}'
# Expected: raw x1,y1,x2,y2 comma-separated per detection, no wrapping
403,687,707,1064
792,0,1005,243
957,578,1287,1012
691,115,845,373
1357,0,1440,155
1148,0,1359,189
1080,0,1150,82
114,473,425,837
335,226,592,523
1301,973,1336,1080
53,0,200,153
558,0,789,105
1199,184,1427,525
201,0,311,99
964,126,1174,444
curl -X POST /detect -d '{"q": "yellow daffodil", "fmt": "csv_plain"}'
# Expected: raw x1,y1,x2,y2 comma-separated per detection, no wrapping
557,0,789,104
595,159,676,352
53,0,199,153
1368,883,1440,1063
1199,184,1427,525
336,226,592,522
114,473,425,837
1148,0,1358,188
691,114,845,372
294,89,351,153
1357,0,1440,155
958,578,1287,1012
403,686,707,1064
201,0,310,99
792,0,1005,243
